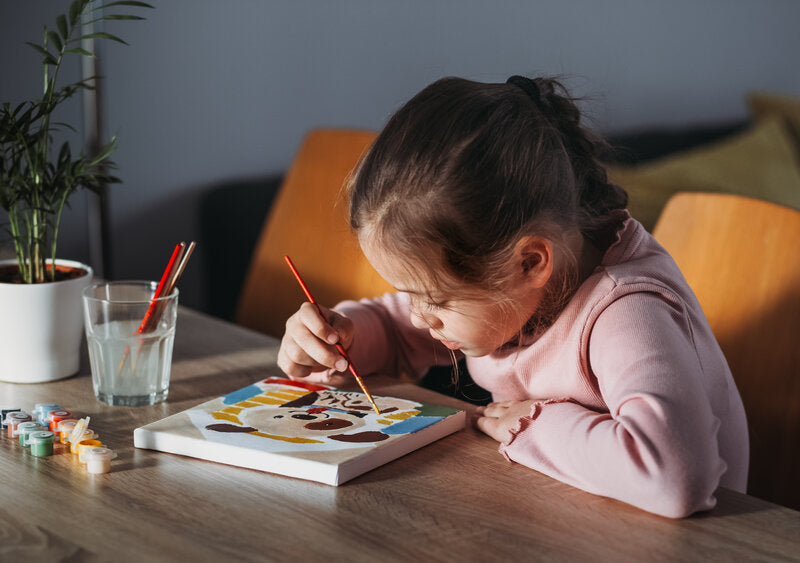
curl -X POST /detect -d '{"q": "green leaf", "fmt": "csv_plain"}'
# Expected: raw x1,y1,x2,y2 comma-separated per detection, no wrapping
95,1,155,10
53,121,78,134
89,137,119,167
100,15,146,21
11,102,28,118
47,30,63,53
62,47,95,57
58,142,71,166
56,15,69,42
25,41,52,59
69,0,84,28
70,31,129,45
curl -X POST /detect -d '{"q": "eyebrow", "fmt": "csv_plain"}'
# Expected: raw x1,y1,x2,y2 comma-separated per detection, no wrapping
393,287,421,294
395,287,439,299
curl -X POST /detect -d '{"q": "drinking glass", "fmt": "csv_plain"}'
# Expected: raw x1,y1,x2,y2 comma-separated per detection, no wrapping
82,281,178,406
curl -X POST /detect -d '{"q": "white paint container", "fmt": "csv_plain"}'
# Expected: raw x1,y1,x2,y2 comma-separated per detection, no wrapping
84,447,117,474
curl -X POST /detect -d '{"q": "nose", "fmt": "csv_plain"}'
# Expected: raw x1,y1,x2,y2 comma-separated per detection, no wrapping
409,310,443,331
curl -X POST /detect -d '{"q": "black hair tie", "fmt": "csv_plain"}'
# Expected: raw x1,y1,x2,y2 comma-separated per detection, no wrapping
506,75,542,106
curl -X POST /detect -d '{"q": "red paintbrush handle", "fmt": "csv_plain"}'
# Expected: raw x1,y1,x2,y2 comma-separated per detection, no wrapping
284,255,380,414
136,243,182,334
284,255,315,304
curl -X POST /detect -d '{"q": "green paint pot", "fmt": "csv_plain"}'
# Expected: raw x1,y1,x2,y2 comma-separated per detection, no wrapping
28,430,56,456
17,421,43,446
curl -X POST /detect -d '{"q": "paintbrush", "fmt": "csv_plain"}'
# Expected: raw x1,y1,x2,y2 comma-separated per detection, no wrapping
284,255,381,415
117,242,183,374
119,241,196,374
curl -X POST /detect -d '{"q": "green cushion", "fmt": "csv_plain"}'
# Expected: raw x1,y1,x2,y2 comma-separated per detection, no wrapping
748,91,800,157
607,117,800,231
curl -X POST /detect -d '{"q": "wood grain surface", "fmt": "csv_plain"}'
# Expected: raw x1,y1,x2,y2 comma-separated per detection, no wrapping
2,308,799,562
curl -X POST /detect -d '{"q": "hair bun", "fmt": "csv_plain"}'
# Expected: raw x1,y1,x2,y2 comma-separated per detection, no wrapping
506,75,543,106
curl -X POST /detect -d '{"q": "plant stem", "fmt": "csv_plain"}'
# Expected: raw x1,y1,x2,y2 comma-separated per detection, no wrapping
51,186,72,281
8,205,29,282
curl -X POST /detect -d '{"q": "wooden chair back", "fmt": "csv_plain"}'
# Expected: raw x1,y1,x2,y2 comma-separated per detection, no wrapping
236,129,392,338
652,192,800,509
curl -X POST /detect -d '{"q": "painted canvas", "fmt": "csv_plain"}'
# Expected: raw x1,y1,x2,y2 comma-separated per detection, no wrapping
133,377,465,485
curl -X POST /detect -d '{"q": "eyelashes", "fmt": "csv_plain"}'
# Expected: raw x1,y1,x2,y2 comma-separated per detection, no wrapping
420,298,449,312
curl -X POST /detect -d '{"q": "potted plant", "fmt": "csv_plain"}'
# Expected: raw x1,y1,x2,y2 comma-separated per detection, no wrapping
0,0,152,383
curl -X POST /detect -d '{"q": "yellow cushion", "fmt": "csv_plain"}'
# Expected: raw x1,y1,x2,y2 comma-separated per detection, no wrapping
747,91,800,154
607,117,800,231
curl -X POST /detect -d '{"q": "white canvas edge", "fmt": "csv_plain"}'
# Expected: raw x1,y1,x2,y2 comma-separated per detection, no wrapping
133,409,466,486
133,426,340,485
334,409,467,485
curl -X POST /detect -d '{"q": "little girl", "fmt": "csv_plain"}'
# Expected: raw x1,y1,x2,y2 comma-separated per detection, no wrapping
277,75,749,518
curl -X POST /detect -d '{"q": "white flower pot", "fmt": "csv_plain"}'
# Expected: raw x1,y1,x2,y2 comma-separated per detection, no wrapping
0,259,93,383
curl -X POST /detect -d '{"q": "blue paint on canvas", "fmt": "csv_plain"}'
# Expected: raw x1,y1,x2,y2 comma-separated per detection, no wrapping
222,384,263,405
382,416,443,435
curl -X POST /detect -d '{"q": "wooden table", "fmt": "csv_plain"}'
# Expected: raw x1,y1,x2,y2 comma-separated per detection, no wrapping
2,308,799,562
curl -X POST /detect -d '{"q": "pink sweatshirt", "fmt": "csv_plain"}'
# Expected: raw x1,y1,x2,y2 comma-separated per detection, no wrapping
336,217,749,518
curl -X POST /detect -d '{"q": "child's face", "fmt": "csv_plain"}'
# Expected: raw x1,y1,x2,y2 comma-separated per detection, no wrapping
361,237,544,357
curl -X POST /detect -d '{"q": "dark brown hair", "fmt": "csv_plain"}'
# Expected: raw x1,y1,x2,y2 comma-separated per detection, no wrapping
349,75,627,295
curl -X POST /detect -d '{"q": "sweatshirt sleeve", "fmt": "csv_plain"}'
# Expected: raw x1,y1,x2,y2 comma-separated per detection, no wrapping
334,292,457,379
499,291,728,518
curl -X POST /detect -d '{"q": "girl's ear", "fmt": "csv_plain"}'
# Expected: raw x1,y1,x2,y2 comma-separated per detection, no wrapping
514,236,553,289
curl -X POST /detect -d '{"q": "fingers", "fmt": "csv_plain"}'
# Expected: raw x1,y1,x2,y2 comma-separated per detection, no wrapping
480,401,515,417
277,303,353,380
474,413,508,443
292,302,332,343
319,371,350,387
473,400,539,443
283,369,350,386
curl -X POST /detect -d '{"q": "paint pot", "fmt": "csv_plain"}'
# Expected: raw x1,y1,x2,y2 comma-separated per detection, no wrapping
5,411,31,439
66,416,91,449
33,403,61,425
69,430,99,454
47,410,73,432
83,447,117,474
17,421,44,447
77,439,104,463
1,408,22,430
55,419,79,444
28,431,56,457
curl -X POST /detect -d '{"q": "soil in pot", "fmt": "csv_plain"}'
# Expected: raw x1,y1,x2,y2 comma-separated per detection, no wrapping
0,264,88,284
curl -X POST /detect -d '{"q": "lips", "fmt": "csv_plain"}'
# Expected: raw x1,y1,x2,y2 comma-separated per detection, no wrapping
437,339,461,350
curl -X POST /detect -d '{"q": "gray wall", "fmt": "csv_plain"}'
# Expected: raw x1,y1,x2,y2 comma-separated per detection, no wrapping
2,0,799,315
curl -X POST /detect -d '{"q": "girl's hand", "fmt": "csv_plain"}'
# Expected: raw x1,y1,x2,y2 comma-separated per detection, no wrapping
473,400,539,443
277,302,355,385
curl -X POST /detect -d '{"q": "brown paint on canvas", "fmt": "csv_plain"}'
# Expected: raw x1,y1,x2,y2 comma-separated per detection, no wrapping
206,423,258,433
328,431,389,443
304,418,353,431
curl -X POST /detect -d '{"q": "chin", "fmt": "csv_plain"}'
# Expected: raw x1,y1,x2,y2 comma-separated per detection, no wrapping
460,346,491,358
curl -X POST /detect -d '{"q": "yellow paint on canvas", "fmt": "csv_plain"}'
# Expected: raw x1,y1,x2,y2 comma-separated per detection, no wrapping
211,411,242,424
384,410,420,421
249,431,323,444
247,396,286,406
269,391,307,401
235,400,261,408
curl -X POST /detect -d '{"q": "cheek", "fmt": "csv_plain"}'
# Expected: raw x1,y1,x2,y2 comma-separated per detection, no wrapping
468,305,522,339
409,310,428,329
